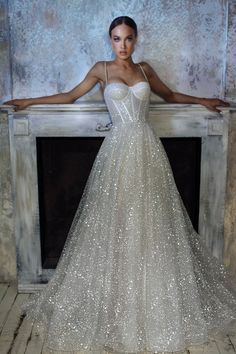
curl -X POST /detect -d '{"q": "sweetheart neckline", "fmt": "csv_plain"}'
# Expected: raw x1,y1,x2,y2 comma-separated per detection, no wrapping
104,81,150,92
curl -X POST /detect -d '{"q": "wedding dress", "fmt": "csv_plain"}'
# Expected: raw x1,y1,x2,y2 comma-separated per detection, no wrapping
21,62,236,354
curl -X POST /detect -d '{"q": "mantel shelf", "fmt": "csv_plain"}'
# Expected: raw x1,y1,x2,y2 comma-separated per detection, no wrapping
1,102,236,114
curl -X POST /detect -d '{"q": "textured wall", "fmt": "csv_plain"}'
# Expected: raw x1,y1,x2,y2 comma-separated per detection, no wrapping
1,0,232,103
0,0,11,102
224,112,236,274
223,0,236,273
226,0,236,100
0,112,17,282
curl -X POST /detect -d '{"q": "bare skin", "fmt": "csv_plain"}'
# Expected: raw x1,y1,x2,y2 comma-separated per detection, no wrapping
4,23,229,113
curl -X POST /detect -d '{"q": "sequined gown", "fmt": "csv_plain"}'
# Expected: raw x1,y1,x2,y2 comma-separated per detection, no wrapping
21,62,236,354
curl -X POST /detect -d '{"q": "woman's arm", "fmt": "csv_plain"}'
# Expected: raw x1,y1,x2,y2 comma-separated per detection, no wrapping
141,62,230,113
3,61,104,111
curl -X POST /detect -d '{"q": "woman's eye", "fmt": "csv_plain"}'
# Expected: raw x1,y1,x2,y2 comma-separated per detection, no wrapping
113,38,119,41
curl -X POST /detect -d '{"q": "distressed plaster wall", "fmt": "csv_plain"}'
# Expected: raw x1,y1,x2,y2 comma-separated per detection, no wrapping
224,111,236,274
223,1,236,273
1,0,234,103
0,0,11,102
0,0,15,282
226,0,236,101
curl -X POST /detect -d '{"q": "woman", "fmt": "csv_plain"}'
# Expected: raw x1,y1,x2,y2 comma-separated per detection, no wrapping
5,16,236,354
5,18,228,112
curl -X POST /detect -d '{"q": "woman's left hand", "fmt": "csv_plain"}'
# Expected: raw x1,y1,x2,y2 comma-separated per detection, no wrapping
200,98,230,113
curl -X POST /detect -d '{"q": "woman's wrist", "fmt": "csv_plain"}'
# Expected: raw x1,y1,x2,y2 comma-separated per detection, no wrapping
196,97,207,105
27,98,34,105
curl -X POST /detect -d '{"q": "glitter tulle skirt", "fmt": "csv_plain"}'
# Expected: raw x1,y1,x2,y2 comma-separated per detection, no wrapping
21,121,236,354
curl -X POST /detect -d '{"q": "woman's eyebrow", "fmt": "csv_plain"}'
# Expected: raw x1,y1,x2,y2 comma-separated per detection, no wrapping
113,34,133,39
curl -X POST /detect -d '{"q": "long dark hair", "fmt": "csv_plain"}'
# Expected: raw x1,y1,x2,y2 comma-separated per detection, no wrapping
109,16,138,37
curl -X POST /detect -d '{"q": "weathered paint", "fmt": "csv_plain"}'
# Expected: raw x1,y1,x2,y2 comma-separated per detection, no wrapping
226,0,236,101
0,0,12,102
0,0,233,102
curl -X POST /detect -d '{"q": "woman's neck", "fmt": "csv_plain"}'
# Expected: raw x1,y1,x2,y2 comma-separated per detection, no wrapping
113,56,135,68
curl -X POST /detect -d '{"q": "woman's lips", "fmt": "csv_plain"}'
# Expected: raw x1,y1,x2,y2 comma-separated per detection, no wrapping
120,51,127,54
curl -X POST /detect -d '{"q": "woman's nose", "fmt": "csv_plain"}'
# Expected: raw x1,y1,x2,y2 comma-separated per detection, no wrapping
121,41,126,48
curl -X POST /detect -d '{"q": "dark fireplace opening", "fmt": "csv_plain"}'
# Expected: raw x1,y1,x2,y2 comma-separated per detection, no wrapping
36,137,201,269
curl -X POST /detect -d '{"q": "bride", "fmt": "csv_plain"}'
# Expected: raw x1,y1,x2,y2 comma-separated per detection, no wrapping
5,17,227,113
4,15,236,354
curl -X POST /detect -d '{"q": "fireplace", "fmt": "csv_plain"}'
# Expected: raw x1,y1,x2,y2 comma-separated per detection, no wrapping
37,136,105,269
7,103,229,291
36,136,201,269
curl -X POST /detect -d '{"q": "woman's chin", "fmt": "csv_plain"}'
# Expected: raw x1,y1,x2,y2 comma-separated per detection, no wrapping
117,53,131,60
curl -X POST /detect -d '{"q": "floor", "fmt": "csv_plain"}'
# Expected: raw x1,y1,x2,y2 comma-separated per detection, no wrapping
0,283,236,354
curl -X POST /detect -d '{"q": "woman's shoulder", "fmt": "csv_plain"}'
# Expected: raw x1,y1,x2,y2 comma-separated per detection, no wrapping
138,61,156,78
93,60,113,67
138,61,152,71
87,61,107,78
90,61,106,70
91,60,114,73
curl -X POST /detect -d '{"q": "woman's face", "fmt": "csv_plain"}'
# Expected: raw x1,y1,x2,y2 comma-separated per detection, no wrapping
110,23,137,60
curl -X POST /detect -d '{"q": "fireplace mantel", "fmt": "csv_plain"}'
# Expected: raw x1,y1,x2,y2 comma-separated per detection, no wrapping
1,103,236,292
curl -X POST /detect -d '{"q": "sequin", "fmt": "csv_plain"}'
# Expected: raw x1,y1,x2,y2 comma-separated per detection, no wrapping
21,81,236,354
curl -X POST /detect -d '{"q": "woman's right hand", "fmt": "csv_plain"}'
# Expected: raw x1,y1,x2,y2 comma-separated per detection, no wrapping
3,98,32,111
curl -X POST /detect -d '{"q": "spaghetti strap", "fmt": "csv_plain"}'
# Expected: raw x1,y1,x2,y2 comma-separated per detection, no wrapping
138,63,148,82
104,61,108,85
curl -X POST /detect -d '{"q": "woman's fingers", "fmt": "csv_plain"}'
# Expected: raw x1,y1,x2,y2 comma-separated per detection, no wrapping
2,99,29,111
3,100,15,105
219,100,230,107
202,98,231,113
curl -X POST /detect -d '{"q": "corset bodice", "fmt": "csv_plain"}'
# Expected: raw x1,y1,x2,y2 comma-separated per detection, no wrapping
104,81,151,127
